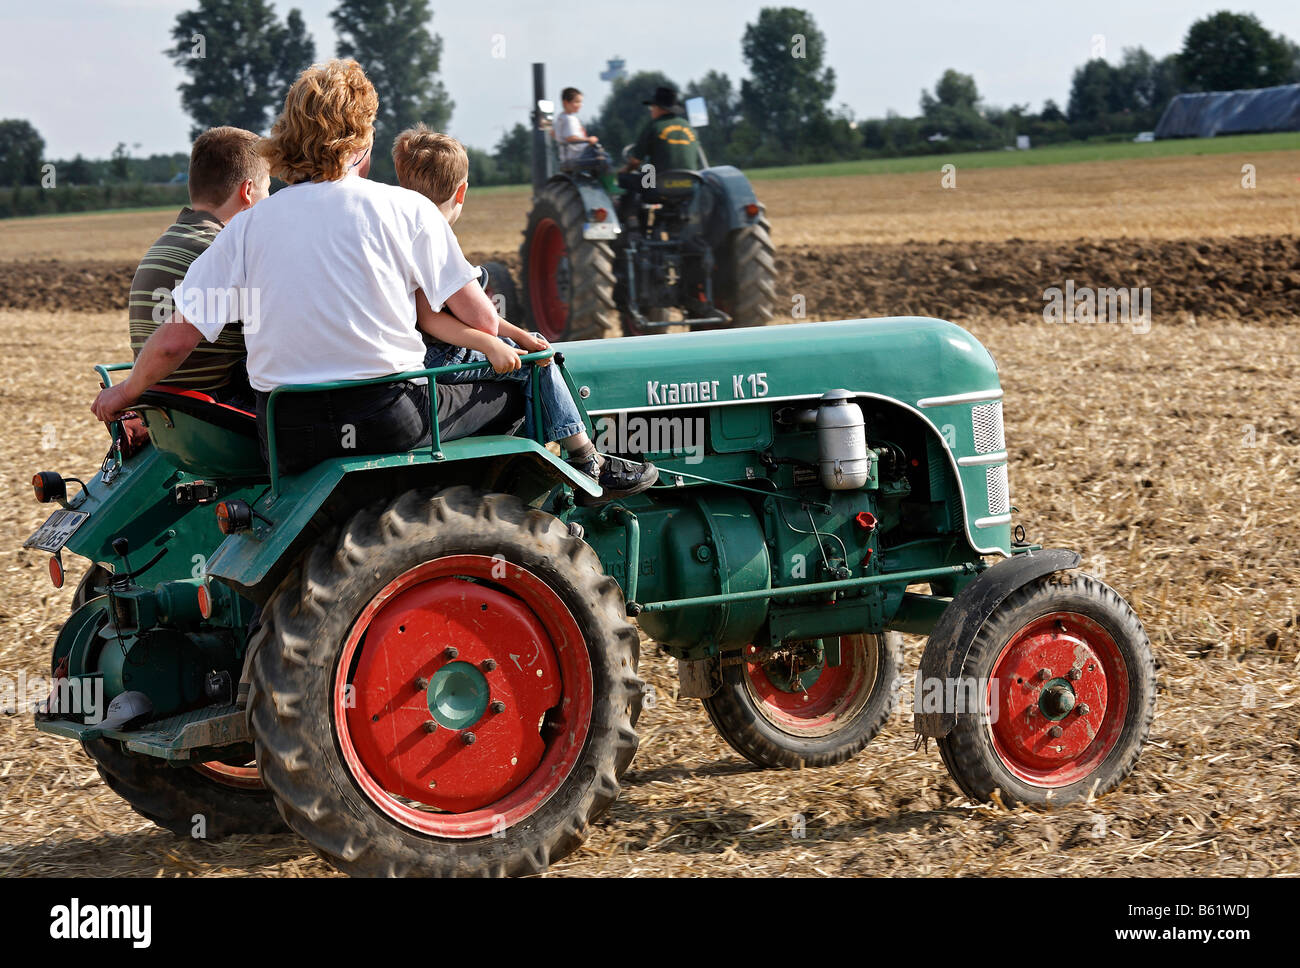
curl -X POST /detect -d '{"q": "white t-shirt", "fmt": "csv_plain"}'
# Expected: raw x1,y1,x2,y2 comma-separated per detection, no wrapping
553,111,587,164
174,173,477,392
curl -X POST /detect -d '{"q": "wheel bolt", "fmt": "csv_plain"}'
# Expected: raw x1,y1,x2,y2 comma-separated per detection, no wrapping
1077,703,1091,716
444,647,459,659
1049,725,1063,738
482,658,498,671
461,731,477,745
423,720,437,733
490,700,506,714
1037,668,1051,681
414,677,429,690
1068,667,1081,681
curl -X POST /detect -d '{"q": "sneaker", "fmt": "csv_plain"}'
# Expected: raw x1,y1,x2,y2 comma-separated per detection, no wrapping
568,453,659,506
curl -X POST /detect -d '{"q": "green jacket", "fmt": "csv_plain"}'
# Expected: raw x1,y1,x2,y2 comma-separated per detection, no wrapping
632,113,702,172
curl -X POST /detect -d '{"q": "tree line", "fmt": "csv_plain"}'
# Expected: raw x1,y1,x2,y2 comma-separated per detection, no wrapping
2,3,1299,208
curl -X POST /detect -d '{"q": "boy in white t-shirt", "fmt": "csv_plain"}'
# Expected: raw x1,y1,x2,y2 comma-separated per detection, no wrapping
393,125,656,503
553,87,608,171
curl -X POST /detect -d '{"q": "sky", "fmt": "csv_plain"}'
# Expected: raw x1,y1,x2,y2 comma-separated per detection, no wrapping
4,0,1299,160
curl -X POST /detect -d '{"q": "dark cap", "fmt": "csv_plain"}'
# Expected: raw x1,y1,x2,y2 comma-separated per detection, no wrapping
642,86,681,109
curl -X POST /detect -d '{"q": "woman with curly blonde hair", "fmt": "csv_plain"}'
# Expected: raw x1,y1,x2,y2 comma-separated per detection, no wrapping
92,59,524,474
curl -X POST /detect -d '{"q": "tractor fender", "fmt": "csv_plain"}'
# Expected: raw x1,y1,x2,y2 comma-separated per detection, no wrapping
913,548,1081,738
204,437,601,602
549,174,622,240
698,165,761,233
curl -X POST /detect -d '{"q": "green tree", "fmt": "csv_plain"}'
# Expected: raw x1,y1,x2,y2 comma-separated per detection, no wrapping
593,70,680,158
1039,99,1066,123
0,119,45,187
1180,11,1293,91
168,0,316,138
921,69,979,115
110,142,131,182
917,70,998,148
491,123,531,185
1067,59,1119,123
739,7,835,152
64,154,94,185
331,0,454,184
684,70,740,163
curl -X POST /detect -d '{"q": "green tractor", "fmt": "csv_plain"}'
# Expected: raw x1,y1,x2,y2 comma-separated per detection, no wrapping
26,317,1155,875
511,64,777,341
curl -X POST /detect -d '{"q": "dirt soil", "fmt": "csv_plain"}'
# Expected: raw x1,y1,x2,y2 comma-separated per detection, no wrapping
0,306,1296,877
6,233,1300,325
1,155,1297,877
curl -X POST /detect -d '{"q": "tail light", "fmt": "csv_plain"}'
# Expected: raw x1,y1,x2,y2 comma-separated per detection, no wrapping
591,207,608,222
744,203,760,217
215,500,253,535
48,556,64,589
196,583,213,619
33,472,65,504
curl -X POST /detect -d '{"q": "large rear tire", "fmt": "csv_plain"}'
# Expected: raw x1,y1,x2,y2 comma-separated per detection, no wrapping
702,633,902,769
714,214,777,328
520,180,620,342
247,486,643,876
936,572,1155,806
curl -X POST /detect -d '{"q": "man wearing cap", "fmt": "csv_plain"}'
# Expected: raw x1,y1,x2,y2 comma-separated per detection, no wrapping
618,85,702,218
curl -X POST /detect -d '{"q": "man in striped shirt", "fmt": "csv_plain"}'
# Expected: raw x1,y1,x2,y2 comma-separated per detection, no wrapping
128,126,270,408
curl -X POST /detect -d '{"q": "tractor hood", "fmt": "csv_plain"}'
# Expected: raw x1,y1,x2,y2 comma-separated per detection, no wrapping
556,317,1001,416
557,317,1012,557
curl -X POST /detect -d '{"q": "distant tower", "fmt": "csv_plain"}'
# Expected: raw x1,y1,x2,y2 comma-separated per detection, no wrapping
600,57,627,83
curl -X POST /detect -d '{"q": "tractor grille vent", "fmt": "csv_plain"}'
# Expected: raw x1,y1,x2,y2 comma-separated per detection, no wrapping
986,464,1010,516
971,402,1005,454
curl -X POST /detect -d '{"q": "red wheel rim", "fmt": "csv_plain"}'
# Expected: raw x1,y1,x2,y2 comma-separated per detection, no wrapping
528,218,569,342
987,610,1129,788
333,555,593,839
192,760,263,790
741,636,878,736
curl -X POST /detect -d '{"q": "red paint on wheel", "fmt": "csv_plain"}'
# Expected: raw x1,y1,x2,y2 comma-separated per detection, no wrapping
333,556,593,839
987,610,1129,787
528,218,569,342
743,636,874,735
193,761,263,790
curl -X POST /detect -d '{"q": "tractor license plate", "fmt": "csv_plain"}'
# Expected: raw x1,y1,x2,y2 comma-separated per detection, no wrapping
24,509,90,553
583,221,619,240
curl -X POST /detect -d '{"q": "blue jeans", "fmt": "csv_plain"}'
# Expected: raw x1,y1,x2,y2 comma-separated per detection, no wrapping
424,338,585,443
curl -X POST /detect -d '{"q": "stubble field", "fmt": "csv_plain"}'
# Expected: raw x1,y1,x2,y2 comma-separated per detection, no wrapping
1,150,1297,876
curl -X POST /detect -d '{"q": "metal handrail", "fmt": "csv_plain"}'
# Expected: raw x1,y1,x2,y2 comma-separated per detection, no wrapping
263,349,556,495
93,351,560,497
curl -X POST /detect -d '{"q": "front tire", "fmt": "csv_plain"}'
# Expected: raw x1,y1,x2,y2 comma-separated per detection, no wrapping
936,572,1156,806
702,633,903,769
247,486,643,876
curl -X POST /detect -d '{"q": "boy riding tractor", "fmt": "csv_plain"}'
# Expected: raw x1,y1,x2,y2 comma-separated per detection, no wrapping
516,65,778,341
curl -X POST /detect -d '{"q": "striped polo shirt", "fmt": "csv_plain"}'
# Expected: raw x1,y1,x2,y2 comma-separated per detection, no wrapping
127,207,247,391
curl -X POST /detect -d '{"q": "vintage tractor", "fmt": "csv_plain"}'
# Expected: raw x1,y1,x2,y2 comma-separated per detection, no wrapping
513,63,777,341
26,317,1155,875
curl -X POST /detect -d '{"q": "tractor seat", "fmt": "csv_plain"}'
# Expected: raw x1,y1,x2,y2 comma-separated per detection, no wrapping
136,385,258,438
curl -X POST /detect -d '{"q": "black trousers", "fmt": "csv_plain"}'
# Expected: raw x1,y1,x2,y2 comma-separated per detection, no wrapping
255,380,525,476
